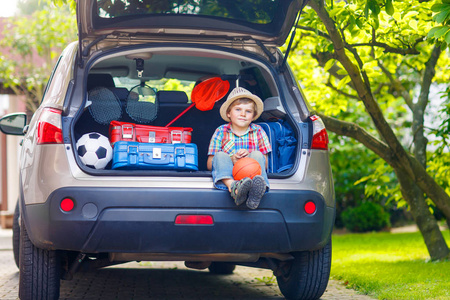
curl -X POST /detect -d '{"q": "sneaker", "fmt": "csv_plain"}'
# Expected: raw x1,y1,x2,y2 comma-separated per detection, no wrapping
246,175,267,209
230,177,252,206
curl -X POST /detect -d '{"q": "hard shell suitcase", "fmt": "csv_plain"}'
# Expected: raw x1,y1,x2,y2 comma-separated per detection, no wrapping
112,141,198,171
256,120,297,173
109,121,192,146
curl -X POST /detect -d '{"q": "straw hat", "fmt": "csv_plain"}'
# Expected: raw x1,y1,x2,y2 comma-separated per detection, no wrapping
219,87,264,122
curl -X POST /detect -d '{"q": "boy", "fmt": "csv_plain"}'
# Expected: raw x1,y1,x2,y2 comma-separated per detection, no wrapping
207,87,271,209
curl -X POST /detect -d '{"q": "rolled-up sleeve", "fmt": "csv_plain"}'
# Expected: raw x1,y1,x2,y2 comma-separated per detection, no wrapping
257,127,272,155
207,127,223,155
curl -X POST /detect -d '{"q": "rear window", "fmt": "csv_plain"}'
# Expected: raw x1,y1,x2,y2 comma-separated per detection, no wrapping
96,0,280,24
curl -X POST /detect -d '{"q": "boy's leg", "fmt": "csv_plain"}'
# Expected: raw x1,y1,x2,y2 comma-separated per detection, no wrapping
212,152,234,190
248,151,270,188
212,152,252,205
246,175,266,209
222,178,234,191
247,151,269,209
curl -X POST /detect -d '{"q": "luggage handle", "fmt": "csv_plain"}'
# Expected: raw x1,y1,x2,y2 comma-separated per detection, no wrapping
141,147,185,167
136,134,168,143
142,152,171,165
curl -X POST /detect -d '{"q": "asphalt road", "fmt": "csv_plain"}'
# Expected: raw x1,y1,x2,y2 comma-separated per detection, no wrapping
0,228,373,300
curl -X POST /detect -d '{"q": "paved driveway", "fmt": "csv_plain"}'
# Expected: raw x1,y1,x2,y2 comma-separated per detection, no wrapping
0,228,372,299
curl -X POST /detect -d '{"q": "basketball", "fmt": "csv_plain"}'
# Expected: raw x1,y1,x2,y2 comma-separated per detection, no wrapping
232,157,262,180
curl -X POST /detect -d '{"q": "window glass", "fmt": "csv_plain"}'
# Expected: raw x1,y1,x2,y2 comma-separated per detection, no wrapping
115,77,195,101
97,0,280,25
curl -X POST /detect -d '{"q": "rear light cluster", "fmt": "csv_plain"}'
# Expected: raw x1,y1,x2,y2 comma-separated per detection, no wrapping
310,115,329,150
37,108,63,144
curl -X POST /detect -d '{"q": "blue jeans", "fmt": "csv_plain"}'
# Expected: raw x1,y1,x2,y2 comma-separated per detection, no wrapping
212,151,270,191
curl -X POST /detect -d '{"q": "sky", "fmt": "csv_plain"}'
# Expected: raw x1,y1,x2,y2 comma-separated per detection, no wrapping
0,0,18,17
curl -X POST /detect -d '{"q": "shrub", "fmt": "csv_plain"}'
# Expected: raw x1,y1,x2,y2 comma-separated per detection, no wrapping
341,202,391,232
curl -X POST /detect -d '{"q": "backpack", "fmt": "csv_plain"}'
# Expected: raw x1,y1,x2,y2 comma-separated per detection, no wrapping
256,120,297,173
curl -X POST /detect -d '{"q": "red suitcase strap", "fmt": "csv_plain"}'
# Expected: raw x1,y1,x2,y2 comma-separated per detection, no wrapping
171,130,184,143
120,124,134,139
110,123,135,140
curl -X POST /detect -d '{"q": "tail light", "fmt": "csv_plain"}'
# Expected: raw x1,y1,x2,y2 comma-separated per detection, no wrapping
304,201,316,215
37,108,63,144
60,198,75,212
310,115,329,150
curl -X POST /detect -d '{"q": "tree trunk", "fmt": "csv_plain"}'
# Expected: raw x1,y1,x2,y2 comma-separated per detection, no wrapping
395,169,450,260
411,45,446,242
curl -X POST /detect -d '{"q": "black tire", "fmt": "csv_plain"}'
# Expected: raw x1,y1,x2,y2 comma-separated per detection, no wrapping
276,241,332,300
19,218,61,300
12,200,20,268
208,262,236,274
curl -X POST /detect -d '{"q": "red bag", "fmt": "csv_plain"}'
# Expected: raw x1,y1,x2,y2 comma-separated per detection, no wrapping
109,121,192,146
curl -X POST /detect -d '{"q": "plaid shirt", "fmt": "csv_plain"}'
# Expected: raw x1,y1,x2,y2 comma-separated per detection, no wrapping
208,123,271,156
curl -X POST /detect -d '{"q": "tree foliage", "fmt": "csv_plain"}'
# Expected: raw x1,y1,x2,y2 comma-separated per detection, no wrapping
341,201,391,232
0,0,76,112
287,0,450,259
291,0,448,202
17,0,46,15
429,0,450,48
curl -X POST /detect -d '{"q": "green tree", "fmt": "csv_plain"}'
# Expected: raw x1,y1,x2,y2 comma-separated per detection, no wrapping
289,0,450,260
428,0,450,48
17,0,46,15
0,0,76,112
430,0,450,162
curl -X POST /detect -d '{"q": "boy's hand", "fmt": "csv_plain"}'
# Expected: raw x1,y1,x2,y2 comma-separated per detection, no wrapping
232,149,249,164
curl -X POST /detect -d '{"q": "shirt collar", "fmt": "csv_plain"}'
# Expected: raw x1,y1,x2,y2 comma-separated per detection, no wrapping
224,123,257,135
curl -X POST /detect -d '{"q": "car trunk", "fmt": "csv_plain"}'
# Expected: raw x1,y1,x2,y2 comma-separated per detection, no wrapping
73,46,300,175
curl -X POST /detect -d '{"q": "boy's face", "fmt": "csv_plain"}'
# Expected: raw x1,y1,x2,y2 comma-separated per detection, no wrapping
227,102,255,130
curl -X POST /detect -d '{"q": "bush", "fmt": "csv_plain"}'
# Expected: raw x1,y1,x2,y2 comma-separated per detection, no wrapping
341,202,391,232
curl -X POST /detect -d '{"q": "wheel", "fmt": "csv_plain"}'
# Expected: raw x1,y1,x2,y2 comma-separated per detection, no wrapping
276,241,332,300
12,200,20,268
19,217,61,300
208,262,236,274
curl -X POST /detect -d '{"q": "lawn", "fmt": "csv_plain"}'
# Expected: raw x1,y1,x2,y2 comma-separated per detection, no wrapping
331,229,450,299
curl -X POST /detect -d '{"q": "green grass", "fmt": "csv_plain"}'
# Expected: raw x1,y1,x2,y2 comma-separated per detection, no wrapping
331,230,450,299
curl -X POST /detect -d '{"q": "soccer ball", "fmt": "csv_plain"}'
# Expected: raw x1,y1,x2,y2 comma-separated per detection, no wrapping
76,132,112,169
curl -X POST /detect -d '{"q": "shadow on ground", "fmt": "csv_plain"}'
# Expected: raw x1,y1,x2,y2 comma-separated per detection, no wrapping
60,263,284,300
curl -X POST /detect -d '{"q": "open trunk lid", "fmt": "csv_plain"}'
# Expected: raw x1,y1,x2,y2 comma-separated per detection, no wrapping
77,0,308,51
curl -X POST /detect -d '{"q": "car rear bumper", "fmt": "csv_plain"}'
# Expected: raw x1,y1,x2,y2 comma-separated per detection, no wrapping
21,187,335,254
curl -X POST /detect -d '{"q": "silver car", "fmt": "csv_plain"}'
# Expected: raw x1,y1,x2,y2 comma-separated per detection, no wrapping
0,1,334,299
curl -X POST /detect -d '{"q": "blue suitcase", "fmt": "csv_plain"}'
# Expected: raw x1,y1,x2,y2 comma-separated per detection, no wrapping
256,120,297,173
112,141,198,171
